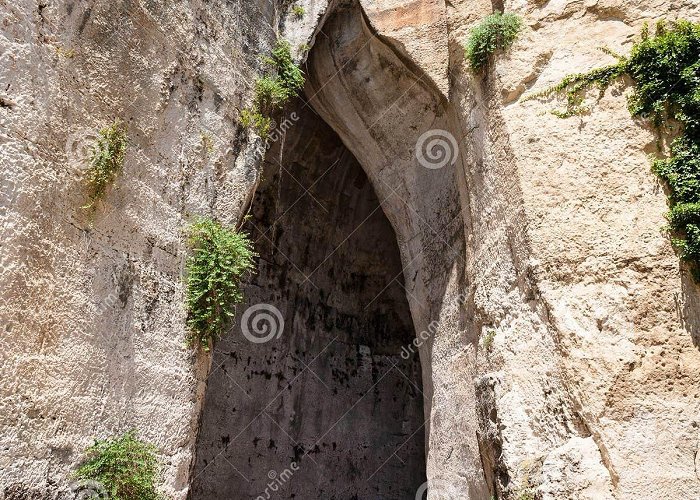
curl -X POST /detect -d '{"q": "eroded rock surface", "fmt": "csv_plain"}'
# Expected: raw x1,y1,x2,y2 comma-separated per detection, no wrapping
0,0,300,497
2,0,700,498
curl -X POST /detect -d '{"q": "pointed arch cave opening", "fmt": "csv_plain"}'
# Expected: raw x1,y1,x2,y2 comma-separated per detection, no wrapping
189,99,427,499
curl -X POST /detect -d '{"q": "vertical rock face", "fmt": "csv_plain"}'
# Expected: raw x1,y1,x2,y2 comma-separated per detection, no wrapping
0,0,286,497
448,1,700,498
190,101,426,499
3,0,700,499
304,2,489,497
303,0,700,498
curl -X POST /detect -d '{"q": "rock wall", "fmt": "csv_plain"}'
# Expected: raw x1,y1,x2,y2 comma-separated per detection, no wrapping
453,1,700,498
305,2,488,496
2,0,700,498
305,0,700,498
0,0,294,497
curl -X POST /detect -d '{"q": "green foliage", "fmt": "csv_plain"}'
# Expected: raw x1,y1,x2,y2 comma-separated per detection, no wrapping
241,40,304,139
482,328,496,352
465,12,523,71
185,218,257,350
292,4,305,18
254,76,291,111
259,40,305,105
75,431,161,500
624,21,700,130
528,20,700,278
240,108,272,138
83,120,127,208
527,59,626,117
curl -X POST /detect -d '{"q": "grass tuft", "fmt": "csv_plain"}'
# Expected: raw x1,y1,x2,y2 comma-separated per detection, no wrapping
465,12,523,71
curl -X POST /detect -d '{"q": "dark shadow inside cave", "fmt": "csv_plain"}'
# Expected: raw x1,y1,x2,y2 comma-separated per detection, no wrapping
189,99,426,499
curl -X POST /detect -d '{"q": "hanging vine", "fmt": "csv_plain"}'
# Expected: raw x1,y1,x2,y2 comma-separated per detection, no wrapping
526,20,700,279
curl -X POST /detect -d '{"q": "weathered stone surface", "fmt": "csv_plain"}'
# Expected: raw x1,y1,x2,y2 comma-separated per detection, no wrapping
0,0,296,497
3,0,700,498
450,0,700,498
539,437,615,499
305,2,490,497
359,0,450,97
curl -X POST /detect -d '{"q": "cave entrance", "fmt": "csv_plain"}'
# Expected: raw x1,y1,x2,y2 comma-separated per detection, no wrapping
189,100,427,498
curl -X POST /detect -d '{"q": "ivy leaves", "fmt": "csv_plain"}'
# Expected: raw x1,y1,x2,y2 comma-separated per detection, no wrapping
527,20,700,278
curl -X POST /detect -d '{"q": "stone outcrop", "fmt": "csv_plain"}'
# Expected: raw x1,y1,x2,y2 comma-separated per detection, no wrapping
2,0,700,499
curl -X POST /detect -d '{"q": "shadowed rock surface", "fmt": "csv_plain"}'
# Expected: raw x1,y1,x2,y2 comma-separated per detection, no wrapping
189,100,426,499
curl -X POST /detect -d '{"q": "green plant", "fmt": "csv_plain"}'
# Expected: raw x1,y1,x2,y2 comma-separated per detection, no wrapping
254,76,291,111
527,55,626,117
482,328,496,352
526,20,700,278
200,131,214,155
465,12,523,71
241,39,304,138
75,431,161,500
83,119,127,208
292,4,305,18
185,217,257,350
259,40,305,104
240,108,272,138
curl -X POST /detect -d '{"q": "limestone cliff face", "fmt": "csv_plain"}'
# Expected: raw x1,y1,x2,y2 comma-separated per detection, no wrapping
0,1,291,497
2,0,700,499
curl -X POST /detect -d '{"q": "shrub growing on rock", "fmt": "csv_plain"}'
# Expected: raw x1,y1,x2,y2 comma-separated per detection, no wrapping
75,431,161,500
185,217,256,350
241,39,304,139
465,12,523,71
240,108,272,138
83,119,127,208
